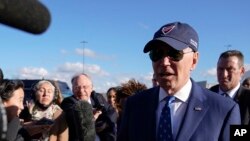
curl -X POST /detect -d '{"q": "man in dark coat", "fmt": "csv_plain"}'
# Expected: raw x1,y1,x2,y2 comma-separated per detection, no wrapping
61,73,117,141
210,50,250,125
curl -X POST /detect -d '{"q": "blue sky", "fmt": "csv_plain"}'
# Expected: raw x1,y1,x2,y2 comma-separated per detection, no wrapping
1,0,250,93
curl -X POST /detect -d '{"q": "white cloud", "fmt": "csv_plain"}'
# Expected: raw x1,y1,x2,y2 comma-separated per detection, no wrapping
19,67,48,79
15,62,236,93
56,61,109,82
57,62,83,73
57,62,109,77
194,68,217,84
75,48,115,61
14,62,108,90
75,48,97,58
85,64,109,76
206,68,217,77
12,62,154,94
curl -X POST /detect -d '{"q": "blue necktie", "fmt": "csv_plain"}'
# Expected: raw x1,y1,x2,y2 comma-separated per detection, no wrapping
158,96,174,141
221,92,229,97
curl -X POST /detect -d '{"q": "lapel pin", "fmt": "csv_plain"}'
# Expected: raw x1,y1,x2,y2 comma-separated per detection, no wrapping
194,107,202,111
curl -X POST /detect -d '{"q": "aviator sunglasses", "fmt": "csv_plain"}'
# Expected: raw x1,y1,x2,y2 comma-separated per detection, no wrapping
149,47,194,62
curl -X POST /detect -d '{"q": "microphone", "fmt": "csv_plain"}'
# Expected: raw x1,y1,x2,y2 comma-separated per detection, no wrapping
75,100,96,141
0,0,51,34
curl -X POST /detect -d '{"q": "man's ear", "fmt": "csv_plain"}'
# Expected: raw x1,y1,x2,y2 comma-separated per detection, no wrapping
191,52,199,71
240,66,245,76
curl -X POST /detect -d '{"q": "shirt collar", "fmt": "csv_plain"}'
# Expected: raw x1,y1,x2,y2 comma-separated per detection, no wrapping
159,79,192,103
219,83,240,98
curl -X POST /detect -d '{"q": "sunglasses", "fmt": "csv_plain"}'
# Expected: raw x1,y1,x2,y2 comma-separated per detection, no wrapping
149,47,193,62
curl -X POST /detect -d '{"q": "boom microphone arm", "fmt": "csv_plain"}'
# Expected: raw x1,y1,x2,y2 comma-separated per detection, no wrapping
0,0,51,34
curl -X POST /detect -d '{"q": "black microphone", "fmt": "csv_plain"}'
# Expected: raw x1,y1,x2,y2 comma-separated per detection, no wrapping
0,0,51,34
75,100,96,141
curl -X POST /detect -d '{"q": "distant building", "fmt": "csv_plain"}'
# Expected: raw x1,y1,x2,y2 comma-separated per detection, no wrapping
197,80,217,89
197,81,207,88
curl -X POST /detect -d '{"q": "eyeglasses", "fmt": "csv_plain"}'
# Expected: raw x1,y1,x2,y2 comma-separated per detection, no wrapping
149,47,193,62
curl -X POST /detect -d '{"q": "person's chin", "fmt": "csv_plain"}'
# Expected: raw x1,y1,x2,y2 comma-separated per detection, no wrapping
79,96,89,101
159,75,175,82
41,103,50,107
221,82,229,88
41,99,51,103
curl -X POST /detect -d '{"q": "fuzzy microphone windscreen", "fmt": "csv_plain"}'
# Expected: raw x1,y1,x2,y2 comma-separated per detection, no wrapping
75,100,96,141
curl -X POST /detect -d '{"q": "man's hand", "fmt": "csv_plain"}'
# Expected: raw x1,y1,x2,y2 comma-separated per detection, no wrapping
93,109,102,121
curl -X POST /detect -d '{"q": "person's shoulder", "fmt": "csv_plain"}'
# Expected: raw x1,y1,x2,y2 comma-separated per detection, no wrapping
202,87,238,109
239,86,250,94
126,87,158,102
62,95,77,103
208,84,219,92
91,91,105,99
237,86,250,99
192,82,236,107
6,117,22,141
192,81,230,104
61,96,77,110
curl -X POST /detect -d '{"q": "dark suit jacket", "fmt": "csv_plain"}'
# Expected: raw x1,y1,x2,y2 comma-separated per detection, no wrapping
210,85,250,124
117,79,241,141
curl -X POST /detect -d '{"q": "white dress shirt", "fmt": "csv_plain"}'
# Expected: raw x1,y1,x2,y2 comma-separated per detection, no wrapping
156,79,192,140
218,83,240,99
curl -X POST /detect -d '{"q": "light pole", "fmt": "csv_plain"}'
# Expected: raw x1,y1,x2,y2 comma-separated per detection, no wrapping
81,41,88,72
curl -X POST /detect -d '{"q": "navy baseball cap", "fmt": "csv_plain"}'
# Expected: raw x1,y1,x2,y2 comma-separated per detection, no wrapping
143,22,199,53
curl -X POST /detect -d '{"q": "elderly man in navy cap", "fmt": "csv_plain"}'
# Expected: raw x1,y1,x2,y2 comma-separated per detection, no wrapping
117,21,241,141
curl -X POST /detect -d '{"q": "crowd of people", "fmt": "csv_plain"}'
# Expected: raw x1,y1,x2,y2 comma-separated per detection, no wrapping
0,21,250,141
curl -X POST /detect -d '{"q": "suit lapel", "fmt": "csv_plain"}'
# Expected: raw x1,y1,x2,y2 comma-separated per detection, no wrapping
135,87,159,141
175,82,209,141
147,87,159,141
233,86,250,124
233,86,243,102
